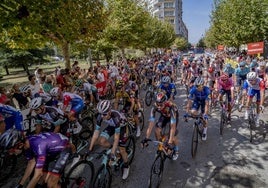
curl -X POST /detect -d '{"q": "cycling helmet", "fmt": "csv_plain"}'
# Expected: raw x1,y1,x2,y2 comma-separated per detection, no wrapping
130,82,137,90
225,63,231,68
239,61,246,67
29,97,43,110
259,61,266,67
75,79,83,87
20,85,31,93
116,80,124,89
220,73,229,81
155,92,167,103
208,67,214,73
97,100,111,114
247,72,257,80
194,77,205,86
162,76,171,84
50,87,60,97
0,129,24,149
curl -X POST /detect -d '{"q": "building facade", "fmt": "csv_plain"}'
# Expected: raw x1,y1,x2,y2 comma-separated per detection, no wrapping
145,0,188,41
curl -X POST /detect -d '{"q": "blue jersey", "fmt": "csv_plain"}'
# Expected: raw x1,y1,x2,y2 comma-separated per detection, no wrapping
0,104,23,131
235,67,250,77
188,86,210,101
158,83,177,99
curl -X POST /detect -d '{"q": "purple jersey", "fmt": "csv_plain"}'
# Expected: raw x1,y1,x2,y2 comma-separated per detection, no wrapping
26,132,69,169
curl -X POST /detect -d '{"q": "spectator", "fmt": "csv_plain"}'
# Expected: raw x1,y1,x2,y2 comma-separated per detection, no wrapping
28,74,42,98
56,69,67,91
0,87,11,105
42,75,55,93
11,84,30,110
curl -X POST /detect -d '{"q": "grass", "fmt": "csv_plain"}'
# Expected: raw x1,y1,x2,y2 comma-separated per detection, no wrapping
0,60,93,89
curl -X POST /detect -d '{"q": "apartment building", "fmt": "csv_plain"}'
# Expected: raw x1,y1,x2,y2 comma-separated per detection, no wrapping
145,0,188,41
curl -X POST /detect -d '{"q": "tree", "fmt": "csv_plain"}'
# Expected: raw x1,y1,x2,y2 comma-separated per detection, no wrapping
0,0,107,69
173,37,188,50
206,0,268,48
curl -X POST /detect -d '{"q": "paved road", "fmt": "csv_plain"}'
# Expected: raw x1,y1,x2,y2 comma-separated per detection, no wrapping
2,81,268,188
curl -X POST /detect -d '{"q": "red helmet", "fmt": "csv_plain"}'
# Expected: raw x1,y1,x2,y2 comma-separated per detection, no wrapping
208,67,214,73
122,76,129,84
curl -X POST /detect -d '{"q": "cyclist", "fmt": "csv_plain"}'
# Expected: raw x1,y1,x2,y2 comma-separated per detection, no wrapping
158,76,176,101
0,103,24,134
11,131,73,188
243,72,265,127
50,87,84,132
223,63,235,78
89,100,131,180
216,72,234,120
29,97,68,134
141,92,179,160
234,61,250,105
73,79,94,106
184,77,210,140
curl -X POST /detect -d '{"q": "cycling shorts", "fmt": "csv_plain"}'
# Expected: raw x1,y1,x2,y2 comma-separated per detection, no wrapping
247,89,261,102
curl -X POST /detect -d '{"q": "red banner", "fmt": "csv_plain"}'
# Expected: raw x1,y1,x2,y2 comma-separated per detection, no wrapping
247,41,264,55
217,45,224,51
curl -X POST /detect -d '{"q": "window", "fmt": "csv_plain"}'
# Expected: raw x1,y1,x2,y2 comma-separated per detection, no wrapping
164,2,174,8
169,19,175,24
164,11,174,16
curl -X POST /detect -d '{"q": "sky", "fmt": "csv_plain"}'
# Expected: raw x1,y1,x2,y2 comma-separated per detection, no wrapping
182,0,214,44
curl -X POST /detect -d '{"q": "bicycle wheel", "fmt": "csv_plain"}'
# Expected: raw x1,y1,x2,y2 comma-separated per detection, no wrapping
0,153,17,182
145,91,153,106
191,124,199,158
220,110,225,136
148,153,164,188
65,160,94,188
126,135,136,165
138,110,145,131
92,164,112,188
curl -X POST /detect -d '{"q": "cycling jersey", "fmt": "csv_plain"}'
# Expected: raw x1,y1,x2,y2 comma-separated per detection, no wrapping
0,104,23,131
95,110,128,146
25,132,69,169
235,67,250,77
217,78,233,91
188,86,210,101
158,83,176,99
63,92,84,114
243,78,265,102
35,106,67,131
188,86,210,113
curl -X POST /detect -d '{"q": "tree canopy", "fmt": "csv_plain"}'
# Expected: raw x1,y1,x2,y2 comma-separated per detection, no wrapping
205,0,268,48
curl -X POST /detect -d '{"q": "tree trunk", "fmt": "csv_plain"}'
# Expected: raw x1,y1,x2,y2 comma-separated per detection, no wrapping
4,65,9,75
120,48,126,60
62,42,71,69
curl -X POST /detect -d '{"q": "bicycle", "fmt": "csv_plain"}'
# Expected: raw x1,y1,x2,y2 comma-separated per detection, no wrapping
219,95,229,136
0,145,19,183
146,135,174,188
247,102,263,143
60,152,95,188
184,114,206,158
145,84,156,106
90,135,136,188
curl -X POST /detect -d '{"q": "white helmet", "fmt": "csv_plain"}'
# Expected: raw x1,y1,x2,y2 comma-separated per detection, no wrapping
162,76,171,84
0,129,24,149
29,97,43,110
247,72,257,80
97,100,111,114
50,87,60,97
39,92,52,103
259,61,266,67
20,85,31,93
194,77,205,86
